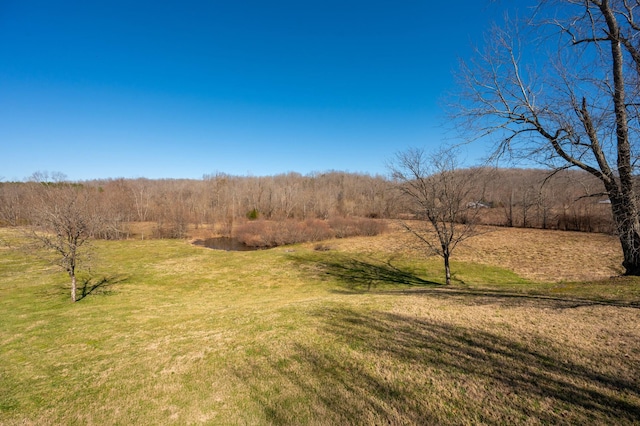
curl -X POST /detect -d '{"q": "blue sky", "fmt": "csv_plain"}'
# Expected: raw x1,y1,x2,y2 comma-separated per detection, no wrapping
1,1,519,181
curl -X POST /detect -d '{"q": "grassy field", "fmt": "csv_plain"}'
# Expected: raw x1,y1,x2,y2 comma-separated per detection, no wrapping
1,225,639,425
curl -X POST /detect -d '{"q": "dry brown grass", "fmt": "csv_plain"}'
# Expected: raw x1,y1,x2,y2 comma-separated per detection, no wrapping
142,219,623,283
316,221,623,282
457,227,622,282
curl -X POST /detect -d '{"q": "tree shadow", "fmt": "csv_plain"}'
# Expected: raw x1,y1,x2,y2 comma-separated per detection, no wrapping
290,252,439,291
78,275,126,300
236,307,640,424
379,286,640,310
290,251,640,309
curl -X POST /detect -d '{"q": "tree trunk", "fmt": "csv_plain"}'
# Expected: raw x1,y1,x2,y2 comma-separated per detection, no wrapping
70,273,77,302
444,254,451,285
610,196,640,275
505,190,514,227
619,229,640,275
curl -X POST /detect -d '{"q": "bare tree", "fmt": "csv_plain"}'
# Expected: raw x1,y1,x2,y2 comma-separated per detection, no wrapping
130,178,151,223
95,178,133,240
458,0,640,275
389,148,484,285
26,180,96,302
0,182,26,226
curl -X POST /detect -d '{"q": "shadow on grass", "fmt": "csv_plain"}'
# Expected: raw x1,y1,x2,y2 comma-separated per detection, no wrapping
291,251,639,309
236,307,640,425
382,286,640,310
78,275,126,300
290,252,439,291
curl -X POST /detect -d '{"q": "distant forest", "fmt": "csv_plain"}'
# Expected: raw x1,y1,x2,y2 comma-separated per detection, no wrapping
0,168,614,242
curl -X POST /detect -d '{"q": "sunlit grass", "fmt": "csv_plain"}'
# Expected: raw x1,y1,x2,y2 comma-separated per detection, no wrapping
1,228,639,424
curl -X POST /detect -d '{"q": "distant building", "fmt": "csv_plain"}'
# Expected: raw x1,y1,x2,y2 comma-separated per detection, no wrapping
467,201,491,209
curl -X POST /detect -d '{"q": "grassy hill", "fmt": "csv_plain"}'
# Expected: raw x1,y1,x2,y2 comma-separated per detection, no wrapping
1,226,639,424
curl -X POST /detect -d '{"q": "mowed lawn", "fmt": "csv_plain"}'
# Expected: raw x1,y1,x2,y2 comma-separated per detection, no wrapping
1,226,639,425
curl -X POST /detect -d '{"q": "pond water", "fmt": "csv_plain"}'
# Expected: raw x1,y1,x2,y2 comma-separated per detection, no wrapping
192,237,261,251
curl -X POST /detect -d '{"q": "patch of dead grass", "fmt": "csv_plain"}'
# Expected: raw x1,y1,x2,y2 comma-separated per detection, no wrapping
319,222,623,282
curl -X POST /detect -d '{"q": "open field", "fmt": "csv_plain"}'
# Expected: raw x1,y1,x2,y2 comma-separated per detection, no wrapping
1,225,639,424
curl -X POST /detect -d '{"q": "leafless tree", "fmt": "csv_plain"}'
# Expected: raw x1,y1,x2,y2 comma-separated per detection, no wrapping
130,179,151,223
94,178,133,239
389,148,485,285
26,179,97,302
458,0,640,275
0,182,26,226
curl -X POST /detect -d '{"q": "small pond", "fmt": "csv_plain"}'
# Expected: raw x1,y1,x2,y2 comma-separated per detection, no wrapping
193,237,262,251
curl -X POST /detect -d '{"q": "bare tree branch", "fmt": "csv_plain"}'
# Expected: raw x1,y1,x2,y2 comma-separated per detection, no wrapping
388,147,488,285
455,0,640,275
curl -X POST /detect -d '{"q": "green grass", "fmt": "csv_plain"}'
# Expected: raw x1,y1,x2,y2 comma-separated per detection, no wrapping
1,233,639,425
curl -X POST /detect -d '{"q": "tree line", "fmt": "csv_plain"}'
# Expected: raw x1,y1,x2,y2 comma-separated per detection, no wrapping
0,168,614,239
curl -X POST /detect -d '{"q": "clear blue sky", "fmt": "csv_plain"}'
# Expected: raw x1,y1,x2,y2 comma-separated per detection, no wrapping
1,0,519,181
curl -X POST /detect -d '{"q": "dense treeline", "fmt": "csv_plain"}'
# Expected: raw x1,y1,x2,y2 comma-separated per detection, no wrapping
469,168,614,233
0,168,615,242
